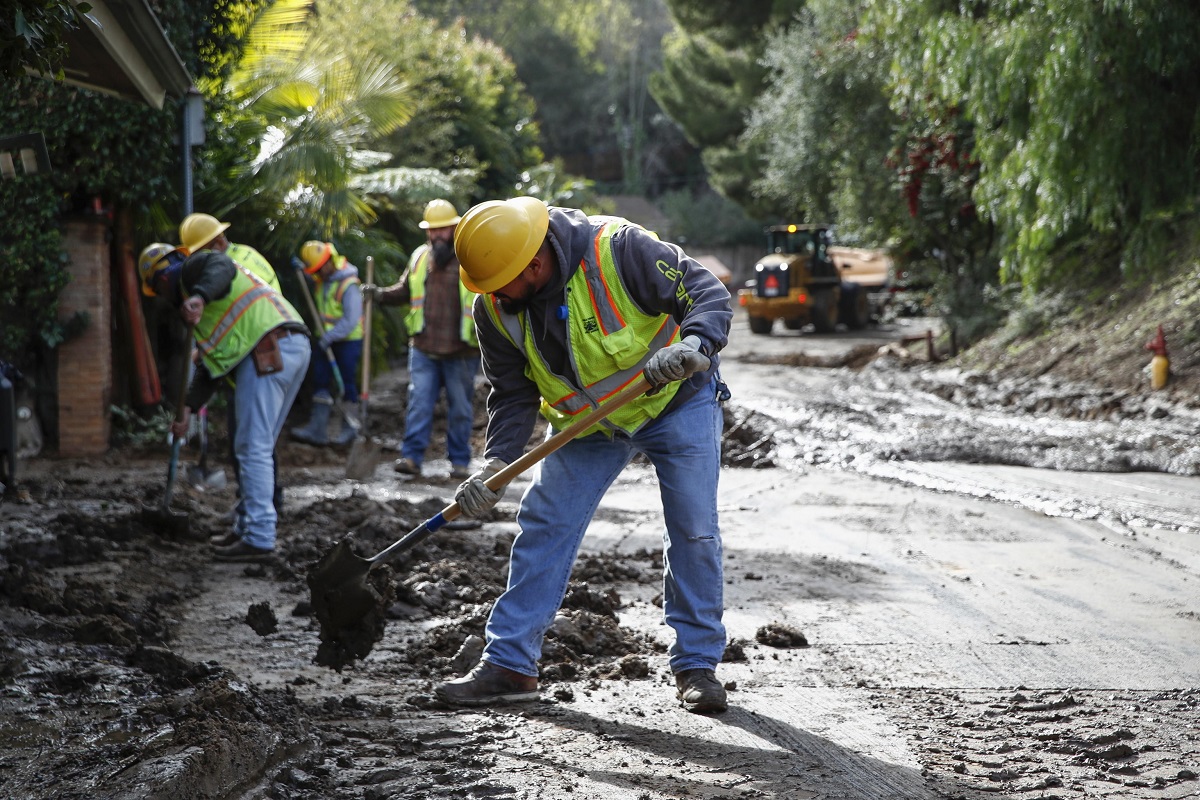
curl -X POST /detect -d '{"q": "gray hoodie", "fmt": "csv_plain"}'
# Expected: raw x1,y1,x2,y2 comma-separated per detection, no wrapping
474,206,732,464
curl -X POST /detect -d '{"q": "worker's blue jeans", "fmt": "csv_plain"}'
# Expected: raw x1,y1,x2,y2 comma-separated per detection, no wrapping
234,332,310,550
483,379,726,677
401,348,478,469
311,339,362,403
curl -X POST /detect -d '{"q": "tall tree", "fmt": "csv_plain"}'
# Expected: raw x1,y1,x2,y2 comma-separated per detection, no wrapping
650,0,804,209
864,0,1200,288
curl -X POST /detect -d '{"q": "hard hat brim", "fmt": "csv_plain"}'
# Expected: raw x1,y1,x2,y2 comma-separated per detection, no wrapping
459,197,549,294
419,216,461,230
184,221,230,253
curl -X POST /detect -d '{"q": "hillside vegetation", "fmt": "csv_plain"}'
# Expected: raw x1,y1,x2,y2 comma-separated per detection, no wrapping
957,229,1200,410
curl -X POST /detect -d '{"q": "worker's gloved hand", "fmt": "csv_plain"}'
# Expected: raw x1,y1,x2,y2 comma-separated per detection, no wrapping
455,458,508,518
290,256,306,272
360,283,381,301
643,335,711,389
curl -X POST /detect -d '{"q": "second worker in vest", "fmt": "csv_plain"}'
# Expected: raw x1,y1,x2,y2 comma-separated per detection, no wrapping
178,213,286,521
363,199,479,480
439,196,733,714
290,241,365,447
140,247,310,562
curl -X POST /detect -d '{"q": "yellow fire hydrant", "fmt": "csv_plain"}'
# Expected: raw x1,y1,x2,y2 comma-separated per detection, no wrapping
1144,325,1169,390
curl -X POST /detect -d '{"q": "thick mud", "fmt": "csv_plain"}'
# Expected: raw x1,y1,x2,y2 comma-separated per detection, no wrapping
2,335,1198,799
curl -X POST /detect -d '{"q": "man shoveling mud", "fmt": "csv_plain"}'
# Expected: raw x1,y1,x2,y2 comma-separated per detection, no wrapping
443,197,732,713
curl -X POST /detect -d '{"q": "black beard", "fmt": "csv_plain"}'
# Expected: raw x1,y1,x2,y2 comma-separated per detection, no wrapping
499,296,532,315
431,239,455,267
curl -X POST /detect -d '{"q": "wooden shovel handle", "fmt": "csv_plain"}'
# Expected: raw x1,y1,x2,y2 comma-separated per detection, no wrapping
481,374,652,494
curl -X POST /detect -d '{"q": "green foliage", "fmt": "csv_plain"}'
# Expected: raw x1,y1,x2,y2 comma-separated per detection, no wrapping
744,3,900,234
0,0,247,368
657,187,763,247
650,0,805,207
863,0,1200,289
1,0,90,80
110,405,174,448
514,162,604,210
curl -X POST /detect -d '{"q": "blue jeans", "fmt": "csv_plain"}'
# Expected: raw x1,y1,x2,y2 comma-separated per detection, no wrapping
233,332,310,549
402,348,478,468
483,380,725,677
312,339,362,403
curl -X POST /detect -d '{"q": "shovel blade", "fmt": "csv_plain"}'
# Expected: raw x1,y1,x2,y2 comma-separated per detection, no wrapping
345,437,382,481
306,538,392,670
140,502,190,536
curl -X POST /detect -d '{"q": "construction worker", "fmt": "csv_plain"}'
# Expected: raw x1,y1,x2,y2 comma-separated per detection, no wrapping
177,213,284,521
178,212,280,289
438,197,733,713
140,246,310,561
363,199,478,479
289,241,364,446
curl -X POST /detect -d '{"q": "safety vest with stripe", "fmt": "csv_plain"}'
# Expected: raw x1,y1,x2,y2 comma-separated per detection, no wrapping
404,244,478,346
191,265,304,378
227,242,280,290
317,270,363,341
482,218,681,437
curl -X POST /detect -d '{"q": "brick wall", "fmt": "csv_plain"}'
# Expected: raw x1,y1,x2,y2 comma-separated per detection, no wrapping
57,218,112,456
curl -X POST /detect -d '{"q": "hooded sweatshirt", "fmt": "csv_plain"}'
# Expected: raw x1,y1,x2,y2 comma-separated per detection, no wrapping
474,206,732,465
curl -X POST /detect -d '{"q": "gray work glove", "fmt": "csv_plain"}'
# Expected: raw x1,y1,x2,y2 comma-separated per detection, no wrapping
643,335,711,389
455,458,508,518
360,283,381,301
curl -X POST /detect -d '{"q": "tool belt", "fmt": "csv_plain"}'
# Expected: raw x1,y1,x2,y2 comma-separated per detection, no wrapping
251,326,304,376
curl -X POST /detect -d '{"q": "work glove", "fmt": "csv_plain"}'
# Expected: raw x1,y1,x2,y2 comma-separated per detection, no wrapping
360,283,381,301
643,335,711,389
455,458,508,518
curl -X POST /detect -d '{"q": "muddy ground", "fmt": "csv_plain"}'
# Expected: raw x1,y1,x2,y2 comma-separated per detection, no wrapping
2,315,1199,799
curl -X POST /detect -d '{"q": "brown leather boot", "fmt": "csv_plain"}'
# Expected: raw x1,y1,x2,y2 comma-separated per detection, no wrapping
675,668,727,714
435,661,539,706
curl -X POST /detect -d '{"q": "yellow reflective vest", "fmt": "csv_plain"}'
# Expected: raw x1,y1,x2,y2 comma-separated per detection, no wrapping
404,245,478,346
481,219,681,437
192,265,304,378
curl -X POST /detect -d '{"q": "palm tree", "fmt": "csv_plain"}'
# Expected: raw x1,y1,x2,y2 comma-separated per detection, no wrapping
202,0,416,251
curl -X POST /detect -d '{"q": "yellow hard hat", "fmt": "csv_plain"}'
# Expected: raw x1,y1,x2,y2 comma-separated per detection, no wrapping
300,240,335,274
454,196,549,293
178,213,230,254
419,199,462,230
138,243,177,297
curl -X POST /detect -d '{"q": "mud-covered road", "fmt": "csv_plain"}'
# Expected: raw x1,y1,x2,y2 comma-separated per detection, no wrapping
2,315,1198,799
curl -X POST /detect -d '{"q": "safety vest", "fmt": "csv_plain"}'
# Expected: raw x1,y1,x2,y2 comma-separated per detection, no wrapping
227,242,280,290
481,219,681,436
190,265,304,378
404,245,478,346
316,270,363,341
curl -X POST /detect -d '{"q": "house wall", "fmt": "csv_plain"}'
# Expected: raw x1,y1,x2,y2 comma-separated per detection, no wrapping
57,217,112,456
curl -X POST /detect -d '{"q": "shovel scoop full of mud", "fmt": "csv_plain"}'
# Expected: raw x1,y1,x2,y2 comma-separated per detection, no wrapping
306,539,394,670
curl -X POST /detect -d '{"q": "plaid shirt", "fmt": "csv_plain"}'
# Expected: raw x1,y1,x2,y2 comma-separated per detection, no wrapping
413,255,475,358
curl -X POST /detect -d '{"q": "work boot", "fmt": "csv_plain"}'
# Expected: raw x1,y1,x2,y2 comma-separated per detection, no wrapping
450,463,471,480
675,668,727,714
393,457,420,476
435,661,539,706
331,401,359,446
213,539,274,562
290,396,333,445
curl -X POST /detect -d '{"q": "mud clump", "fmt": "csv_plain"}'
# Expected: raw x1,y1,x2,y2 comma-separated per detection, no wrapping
246,601,279,635
756,622,809,648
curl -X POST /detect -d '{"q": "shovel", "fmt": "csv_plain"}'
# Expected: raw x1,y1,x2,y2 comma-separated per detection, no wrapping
186,405,227,490
307,372,654,669
141,324,194,535
346,255,382,480
291,258,361,436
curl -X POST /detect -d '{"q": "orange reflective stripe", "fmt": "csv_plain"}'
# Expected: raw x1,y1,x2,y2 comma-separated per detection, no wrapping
197,283,276,353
